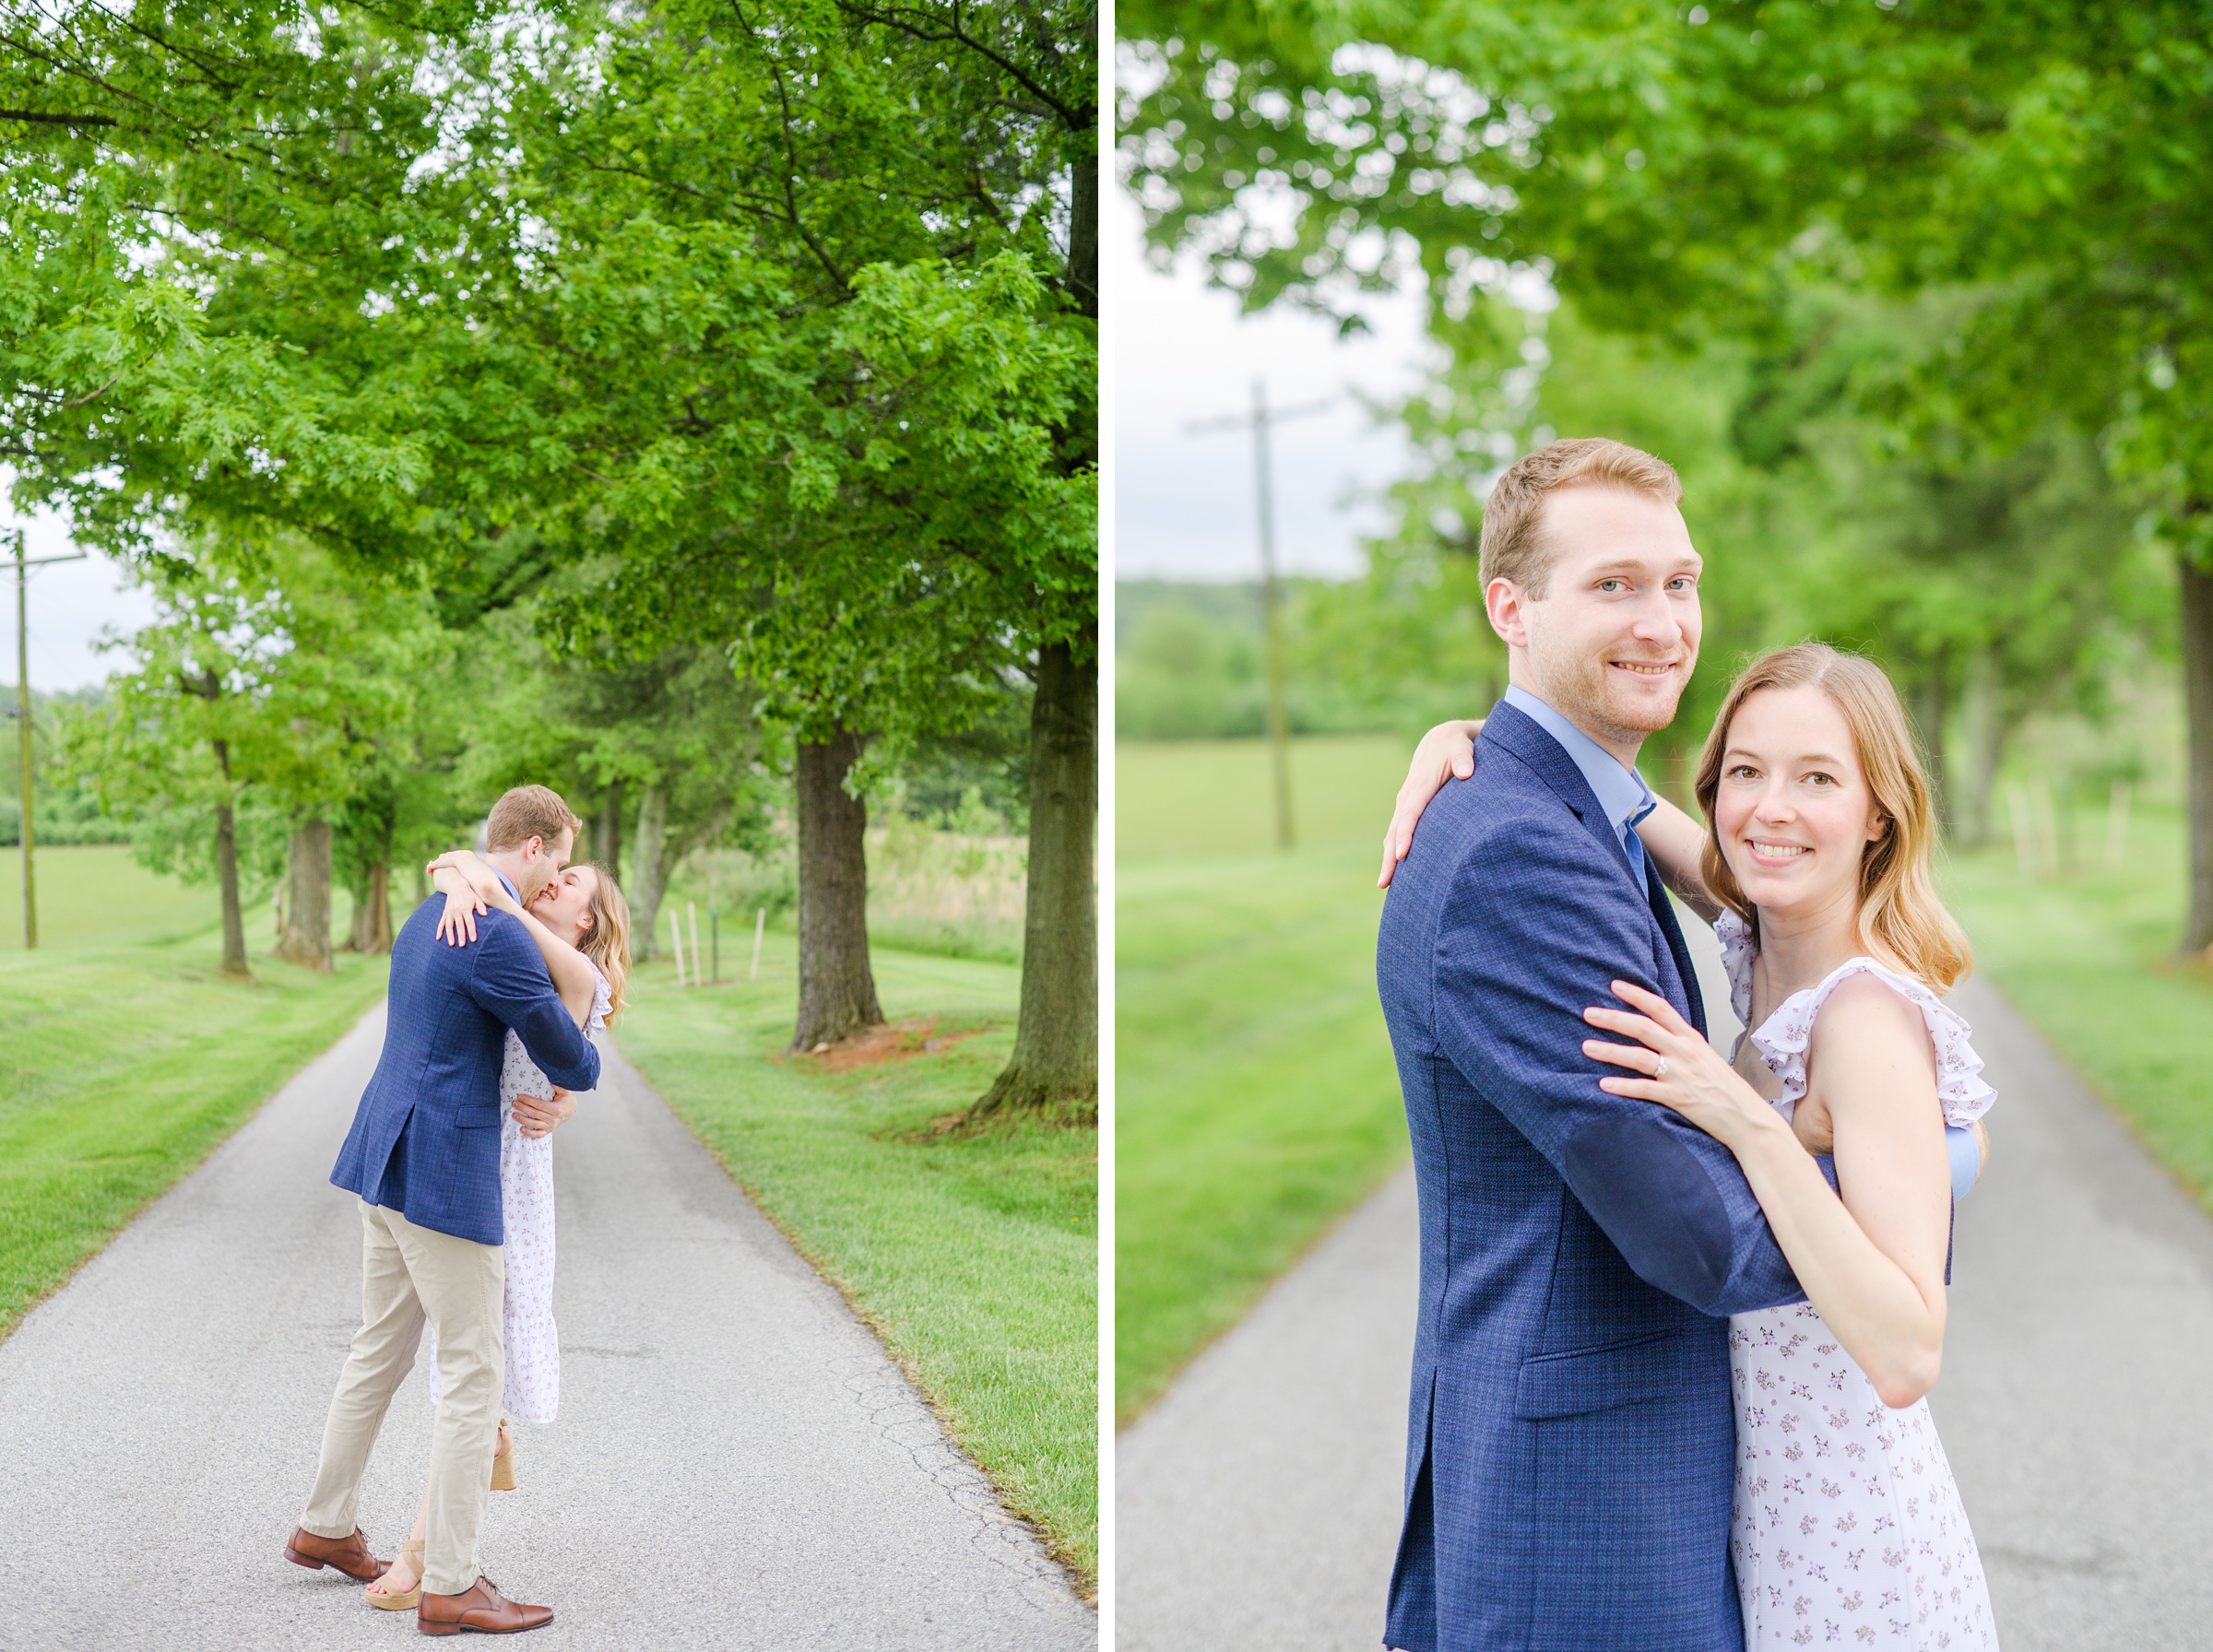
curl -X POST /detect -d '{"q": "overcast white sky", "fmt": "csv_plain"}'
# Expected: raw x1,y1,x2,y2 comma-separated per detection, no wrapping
1,491,153,693
1111,186,1435,584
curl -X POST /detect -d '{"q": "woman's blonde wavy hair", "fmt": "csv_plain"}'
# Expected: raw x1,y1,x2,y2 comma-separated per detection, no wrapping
574,864,633,1019
1692,643,1971,992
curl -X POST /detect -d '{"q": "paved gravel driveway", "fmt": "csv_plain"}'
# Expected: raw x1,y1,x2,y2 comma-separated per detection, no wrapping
1118,920,2213,1651
0,1004,1094,1651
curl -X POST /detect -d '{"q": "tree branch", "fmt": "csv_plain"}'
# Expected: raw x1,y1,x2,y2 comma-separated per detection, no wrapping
0,106,118,128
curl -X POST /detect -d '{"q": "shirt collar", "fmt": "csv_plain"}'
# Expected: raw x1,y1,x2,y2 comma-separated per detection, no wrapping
1501,684,1656,842
494,869,521,903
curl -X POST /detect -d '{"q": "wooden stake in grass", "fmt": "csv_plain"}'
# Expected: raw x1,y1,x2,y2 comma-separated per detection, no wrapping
751,907,764,980
688,901,704,985
670,908,687,987
2107,780,2133,870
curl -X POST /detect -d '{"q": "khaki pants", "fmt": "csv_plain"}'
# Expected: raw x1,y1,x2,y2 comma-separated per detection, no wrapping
301,1200,505,1598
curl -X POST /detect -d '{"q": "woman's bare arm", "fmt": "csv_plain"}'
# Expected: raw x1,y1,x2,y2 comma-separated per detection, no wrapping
1636,795,1719,921
1379,721,1482,888
426,850,594,1027
1584,976,1953,1408
1379,719,1718,917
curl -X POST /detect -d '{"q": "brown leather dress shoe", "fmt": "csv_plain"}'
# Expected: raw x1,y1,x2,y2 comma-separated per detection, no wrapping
284,1525,388,1582
418,1576,553,1636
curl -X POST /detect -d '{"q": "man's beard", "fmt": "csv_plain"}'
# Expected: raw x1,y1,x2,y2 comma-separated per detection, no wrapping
1535,643,1689,748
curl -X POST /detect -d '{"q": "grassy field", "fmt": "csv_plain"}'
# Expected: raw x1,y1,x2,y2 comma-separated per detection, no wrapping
614,939,1099,1587
0,845,392,1339
1117,736,1410,1422
1118,733,1419,858
0,843,231,952
1116,737,2213,1425
1940,803,2213,1199
666,819,1028,968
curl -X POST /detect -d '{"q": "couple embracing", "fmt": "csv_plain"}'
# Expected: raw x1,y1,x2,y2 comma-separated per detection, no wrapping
1375,440,1999,1650
281,785,633,1634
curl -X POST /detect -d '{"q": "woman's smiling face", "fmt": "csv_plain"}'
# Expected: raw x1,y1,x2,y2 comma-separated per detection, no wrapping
1712,684,1888,920
528,863,599,946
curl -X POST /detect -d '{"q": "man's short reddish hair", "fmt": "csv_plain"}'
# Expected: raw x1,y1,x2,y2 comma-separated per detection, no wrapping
484,785,581,854
1479,438,1685,596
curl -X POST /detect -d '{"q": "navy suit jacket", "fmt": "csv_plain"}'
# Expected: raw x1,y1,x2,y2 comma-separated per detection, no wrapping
331,895,600,1246
1377,702,1808,1652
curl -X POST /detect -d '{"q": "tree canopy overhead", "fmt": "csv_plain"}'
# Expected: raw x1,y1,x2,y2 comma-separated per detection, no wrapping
7,0,1100,1101
1121,0,2213,949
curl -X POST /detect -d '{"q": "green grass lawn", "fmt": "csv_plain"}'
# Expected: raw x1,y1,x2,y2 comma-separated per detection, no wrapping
0,843,235,951
1117,735,1410,1422
0,845,392,1340
613,938,1098,1587
1116,841,1402,1422
1117,733,1420,858
1940,803,2213,1200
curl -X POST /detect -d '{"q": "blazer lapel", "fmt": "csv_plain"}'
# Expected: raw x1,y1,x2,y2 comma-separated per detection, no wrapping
1480,702,1636,882
1484,700,1708,1036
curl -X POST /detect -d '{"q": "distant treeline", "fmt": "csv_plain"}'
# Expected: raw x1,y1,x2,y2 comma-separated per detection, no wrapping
1117,579,1492,742
0,686,128,847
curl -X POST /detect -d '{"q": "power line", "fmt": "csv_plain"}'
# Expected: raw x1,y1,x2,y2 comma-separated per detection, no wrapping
10,531,89,948
1186,381,1333,850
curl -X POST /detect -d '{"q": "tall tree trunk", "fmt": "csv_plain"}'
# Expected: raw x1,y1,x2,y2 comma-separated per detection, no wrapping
1954,648,2001,850
631,779,669,960
274,819,334,971
973,640,1097,1122
1911,649,1951,837
212,739,250,981
599,778,623,880
791,726,882,1050
1068,133,1098,319
2183,552,2213,952
349,863,393,955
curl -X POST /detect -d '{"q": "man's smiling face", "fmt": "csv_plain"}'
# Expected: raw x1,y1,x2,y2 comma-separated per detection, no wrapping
1486,483,1703,758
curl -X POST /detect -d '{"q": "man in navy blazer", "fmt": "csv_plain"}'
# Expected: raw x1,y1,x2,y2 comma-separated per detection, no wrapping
288,785,600,1635
1376,440,1812,1652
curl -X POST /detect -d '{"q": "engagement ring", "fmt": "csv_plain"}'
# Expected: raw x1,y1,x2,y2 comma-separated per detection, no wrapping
1653,1057,1668,1078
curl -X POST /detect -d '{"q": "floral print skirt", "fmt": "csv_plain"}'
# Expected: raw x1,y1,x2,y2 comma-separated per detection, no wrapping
1730,1304,1996,1649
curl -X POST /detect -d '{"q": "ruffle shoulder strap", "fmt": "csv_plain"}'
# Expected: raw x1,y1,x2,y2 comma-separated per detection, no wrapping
1711,913,1995,1128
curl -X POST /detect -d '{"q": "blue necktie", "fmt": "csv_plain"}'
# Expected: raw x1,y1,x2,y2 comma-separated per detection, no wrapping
1623,800,1654,888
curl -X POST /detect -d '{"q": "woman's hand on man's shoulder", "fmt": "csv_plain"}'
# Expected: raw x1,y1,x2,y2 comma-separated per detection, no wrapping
1379,718,1485,889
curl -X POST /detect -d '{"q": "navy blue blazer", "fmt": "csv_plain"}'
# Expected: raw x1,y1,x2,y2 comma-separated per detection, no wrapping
1377,702,1808,1652
331,895,600,1246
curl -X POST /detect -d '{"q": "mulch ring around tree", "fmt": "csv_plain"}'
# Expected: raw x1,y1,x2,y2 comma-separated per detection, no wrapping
791,1017,988,1073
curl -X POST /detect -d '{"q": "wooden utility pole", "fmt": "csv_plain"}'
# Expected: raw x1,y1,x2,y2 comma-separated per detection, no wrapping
1188,382,1331,850
11,531,86,949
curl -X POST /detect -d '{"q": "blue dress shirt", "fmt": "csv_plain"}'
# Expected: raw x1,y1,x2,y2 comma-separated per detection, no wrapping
1500,685,1656,863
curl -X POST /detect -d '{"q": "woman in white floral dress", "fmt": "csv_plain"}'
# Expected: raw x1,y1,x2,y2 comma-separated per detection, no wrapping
361,852,632,1611
1391,643,1997,1650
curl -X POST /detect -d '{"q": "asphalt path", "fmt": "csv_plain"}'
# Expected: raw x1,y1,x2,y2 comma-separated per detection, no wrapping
0,1003,1093,1651
1117,916,2213,1651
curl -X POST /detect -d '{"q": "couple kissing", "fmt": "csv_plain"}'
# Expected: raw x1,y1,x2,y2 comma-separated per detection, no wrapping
282,785,632,1635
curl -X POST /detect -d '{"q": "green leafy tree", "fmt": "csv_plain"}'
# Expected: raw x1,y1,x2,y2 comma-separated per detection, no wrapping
1123,1,2213,944
70,562,299,977
498,0,1097,1080
456,612,771,959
